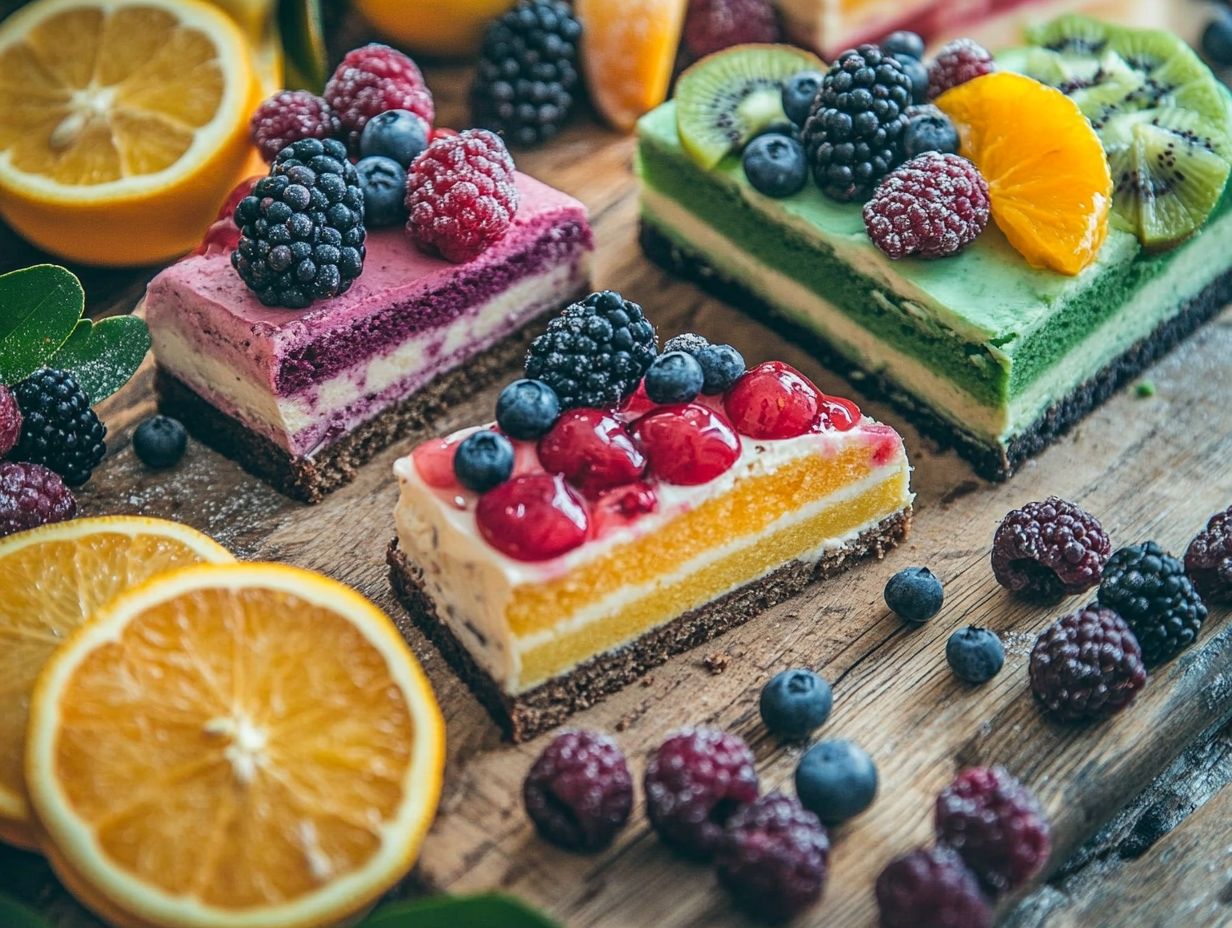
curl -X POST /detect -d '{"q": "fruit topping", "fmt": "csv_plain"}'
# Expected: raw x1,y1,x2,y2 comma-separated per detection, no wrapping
723,361,821,439
696,343,746,394
863,152,990,260
884,566,944,626
759,669,833,739
675,44,825,170
794,739,878,825
406,129,520,263
412,435,463,489
11,369,106,488
538,409,647,497
683,0,780,61
927,38,996,100
0,462,76,539
454,430,516,493
1029,605,1146,722
633,404,742,485
881,31,925,62
815,395,861,431
526,291,659,409
802,45,914,202
356,156,409,228
132,416,188,470
192,176,260,257
1097,542,1208,666
324,43,434,151
523,730,633,852
782,70,825,128
359,109,429,167
250,91,343,164
901,106,960,159
875,845,993,928
991,497,1111,602
946,627,1005,684
644,727,759,859
663,332,712,355
0,385,21,458
1185,506,1232,604
472,0,583,147
477,474,590,561
496,379,563,440
742,133,809,197
893,53,930,105
644,351,706,404
591,481,659,534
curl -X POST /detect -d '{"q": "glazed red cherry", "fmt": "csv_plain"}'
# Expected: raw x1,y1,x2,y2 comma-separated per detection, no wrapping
411,436,461,489
815,395,861,432
724,362,822,439
476,474,590,561
633,404,742,485
537,409,647,498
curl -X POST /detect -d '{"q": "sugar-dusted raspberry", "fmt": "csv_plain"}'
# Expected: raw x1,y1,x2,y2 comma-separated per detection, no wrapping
324,43,434,151
1098,542,1208,666
0,461,77,538
406,129,520,263
683,0,779,60
875,845,992,928
1029,605,1147,722
934,766,1051,895
0,384,22,457
523,730,633,852
644,727,759,859
991,497,1111,602
863,153,990,259
928,38,995,99
1186,506,1232,603
249,90,341,162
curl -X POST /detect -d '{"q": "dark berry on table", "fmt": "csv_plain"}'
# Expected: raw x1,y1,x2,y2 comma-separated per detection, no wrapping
644,727,759,859
782,70,825,128
875,845,992,928
1029,605,1147,722
0,384,22,458
471,0,582,147
537,408,646,497
1185,506,1232,603
893,53,929,104
928,38,995,100
864,152,989,260
902,109,960,159
742,133,808,198
697,343,746,394
947,627,1004,684
526,290,658,409
355,156,409,228
883,566,943,625
11,369,106,487
1203,11,1232,66
358,109,428,168
991,496,1111,602
406,129,520,263
475,473,589,561
496,378,562,440
0,461,76,539
794,739,877,825
724,361,821,439
324,43,434,151
633,403,741,486
935,766,1051,895
249,90,342,163
523,730,633,852
663,332,710,356
716,792,829,923
759,669,832,739
881,30,925,61
132,416,187,469
801,45,913,203
683,0,780,60
644,351,705,405
453,429,515,493
1097,542,1208,666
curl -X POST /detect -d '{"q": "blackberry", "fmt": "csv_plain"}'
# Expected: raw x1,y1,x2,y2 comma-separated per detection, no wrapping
525,291,658,409
1098,542,1208,666
801,45,913,202
991,497,1111,602
1186,506,1232,603
231,138,366,309
1029,605,1147,722
471,0,582,147
11,369,107,487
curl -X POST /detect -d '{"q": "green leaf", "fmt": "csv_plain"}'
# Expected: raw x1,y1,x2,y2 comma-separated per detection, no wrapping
278,0,328,92
0,265,84,385
47,315,151,402
0,892,53,928
361,894,560,928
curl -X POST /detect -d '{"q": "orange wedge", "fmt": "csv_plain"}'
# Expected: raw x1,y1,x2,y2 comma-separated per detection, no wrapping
936,71,1112,276
25,563,445,928
0,516,233,851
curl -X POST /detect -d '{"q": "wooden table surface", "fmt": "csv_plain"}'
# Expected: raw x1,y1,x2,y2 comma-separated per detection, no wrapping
1,3,1230,926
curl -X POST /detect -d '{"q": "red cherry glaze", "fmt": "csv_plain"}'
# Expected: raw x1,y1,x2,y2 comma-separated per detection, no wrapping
633,404,742,485
619,380,657,418
864,423,902,467
537,409,647,498
591,481,659,535
476,474,590,561
412,436,461,489
723,361,821,439
430,127,460,143
814,395,862,432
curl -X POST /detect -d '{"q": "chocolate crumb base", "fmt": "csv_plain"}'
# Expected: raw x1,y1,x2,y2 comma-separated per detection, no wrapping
639,220,1232,482
387,508,911,742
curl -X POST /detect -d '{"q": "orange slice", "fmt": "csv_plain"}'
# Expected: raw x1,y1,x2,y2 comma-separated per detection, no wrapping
25,563,445,928
936,71,1113,276
0,516,233,851
354,0,515,58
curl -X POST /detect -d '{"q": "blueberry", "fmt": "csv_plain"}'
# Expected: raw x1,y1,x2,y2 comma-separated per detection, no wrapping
795,739,878,825
893,53,930,104
885,566,944,625
902,111,960,159
644,351,705,404
759,669,833,739
946,627,1005,684
496,379,561,440
1204,12,1232,66
697,343,745,394
132,415,188,469
359,109,429,167
355,156,408,227
881,30,925,61
742,133,808,198
453,430,515,492
782,70,825,127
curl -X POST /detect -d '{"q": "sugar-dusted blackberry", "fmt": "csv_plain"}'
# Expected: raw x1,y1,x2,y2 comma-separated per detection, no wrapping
1098,542,1208,666
525,291,658,409
231,138,366,309
1029,605,1147,722
1186,506,1232,603
11,369,107,487
471,0,582,147
801,45,913,202
0,461,77,538
991,497,1111,602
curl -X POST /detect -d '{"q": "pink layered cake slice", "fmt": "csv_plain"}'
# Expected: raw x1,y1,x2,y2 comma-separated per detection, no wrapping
146,173,593,501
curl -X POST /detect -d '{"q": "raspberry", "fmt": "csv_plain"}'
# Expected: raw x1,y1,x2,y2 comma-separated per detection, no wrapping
406,129,520,263
875,845,992,928
991,497,1111,602
934,766,1051,895
0,461,76,538
11,369,107,487
1029,605,1147,722
644,727,759,859
632,404,742,486
715,792,829,923
1098,542,1208,666
723,361,821,439
0,384,22,457
475,473,589,561
928,38,995,100
863,153,990,259
683,0,779,60
523,730,633,851
324,43,434,151
1186,506,1232,603
536,409,646,498
249,91,341,162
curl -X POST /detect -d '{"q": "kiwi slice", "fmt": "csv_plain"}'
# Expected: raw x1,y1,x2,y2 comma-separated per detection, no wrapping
675,44,825,170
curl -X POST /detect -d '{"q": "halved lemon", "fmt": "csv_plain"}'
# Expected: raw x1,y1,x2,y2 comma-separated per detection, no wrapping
25,563,446,928
0,516,233,850
0,0,263,266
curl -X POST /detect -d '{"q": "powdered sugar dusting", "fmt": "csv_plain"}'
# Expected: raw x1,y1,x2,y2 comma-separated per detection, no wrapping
863,152,991,260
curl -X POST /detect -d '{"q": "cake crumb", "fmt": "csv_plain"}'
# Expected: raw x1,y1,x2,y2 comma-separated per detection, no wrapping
703,652,732,674
1135,380,1157,398
640,676,655,688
